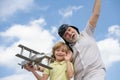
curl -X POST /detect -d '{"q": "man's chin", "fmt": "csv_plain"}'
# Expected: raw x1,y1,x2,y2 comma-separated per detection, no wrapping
69,39,77,43
66,38,77,43
71,36,78,43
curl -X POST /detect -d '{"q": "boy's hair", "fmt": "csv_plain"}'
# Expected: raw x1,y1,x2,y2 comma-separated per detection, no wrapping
50,41,69,63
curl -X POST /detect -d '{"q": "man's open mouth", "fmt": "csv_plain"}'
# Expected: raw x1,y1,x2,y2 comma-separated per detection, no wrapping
71,33,76,39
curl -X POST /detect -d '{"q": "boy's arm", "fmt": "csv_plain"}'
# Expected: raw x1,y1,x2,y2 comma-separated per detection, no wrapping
66,61,74,78
31,70,49,80
24,64,49,80
89,0,101,28
65,50,74,78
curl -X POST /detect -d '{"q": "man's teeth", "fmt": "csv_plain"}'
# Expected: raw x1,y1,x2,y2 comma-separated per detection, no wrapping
72,33,75,38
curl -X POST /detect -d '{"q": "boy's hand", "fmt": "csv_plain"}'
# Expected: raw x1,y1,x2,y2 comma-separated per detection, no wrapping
64,50,72,61
24,64,35,72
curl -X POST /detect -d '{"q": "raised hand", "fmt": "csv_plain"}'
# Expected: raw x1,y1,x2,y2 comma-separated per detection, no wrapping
64,50,72,61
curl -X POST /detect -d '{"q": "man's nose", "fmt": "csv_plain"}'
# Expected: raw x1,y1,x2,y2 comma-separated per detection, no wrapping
67,31,72,35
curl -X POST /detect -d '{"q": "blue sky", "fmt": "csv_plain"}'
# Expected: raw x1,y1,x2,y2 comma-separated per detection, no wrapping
0,0,120,80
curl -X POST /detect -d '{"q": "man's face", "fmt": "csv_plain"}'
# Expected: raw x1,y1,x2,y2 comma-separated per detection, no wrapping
63,27,79,43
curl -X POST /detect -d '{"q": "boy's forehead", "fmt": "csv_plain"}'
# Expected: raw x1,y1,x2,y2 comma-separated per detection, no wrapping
57,46,66,49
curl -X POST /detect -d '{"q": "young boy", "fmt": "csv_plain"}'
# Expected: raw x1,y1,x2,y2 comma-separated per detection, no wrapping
25,41,74,80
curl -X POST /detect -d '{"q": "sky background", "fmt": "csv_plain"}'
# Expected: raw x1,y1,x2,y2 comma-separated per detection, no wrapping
0,0,120,80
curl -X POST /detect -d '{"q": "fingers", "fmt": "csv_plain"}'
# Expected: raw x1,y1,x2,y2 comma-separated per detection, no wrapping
24,64,33,71
64,50,73,61
67,50,72,57
24,64,30,71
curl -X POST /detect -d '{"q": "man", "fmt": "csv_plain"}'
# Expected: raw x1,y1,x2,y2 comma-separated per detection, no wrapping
58,0,106,80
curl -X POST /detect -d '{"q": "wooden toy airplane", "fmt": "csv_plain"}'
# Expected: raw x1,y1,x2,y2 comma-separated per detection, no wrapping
15,44,53,69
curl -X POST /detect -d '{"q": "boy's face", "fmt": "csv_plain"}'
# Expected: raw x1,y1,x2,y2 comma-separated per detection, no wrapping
63,27,79,43
54,46,67,62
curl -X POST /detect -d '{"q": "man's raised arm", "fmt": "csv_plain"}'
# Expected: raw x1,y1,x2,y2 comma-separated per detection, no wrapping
89,0,101,28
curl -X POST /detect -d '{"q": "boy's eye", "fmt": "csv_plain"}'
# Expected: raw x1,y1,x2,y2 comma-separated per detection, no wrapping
56,49,60,51
62,50,65,52
56,49,65,52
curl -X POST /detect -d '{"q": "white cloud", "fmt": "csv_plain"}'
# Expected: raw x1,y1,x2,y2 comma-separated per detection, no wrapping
0,17,57,80
108,25,120,37
51,26,58,34
36,5,50,11
0,17,56,75
0,0,34,21
0,72,36,80
97,25,120,67
98,38,120,66
59,5,83,18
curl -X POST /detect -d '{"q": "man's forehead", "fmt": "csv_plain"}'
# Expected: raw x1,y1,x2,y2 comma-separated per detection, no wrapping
66,27,74,31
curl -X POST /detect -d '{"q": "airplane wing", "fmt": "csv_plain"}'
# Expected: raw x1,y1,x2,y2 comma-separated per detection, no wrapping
18,44,44,55
16,54,32,62
16,54,52,69
38,63,52,69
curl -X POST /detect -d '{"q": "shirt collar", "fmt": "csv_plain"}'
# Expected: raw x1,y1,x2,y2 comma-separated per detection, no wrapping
54,61,66,65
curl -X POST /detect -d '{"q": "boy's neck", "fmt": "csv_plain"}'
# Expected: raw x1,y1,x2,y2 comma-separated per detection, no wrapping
56,60,64,62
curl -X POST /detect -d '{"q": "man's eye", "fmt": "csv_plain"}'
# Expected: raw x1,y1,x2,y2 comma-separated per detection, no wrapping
64,34,67,37
68,28,71,31
64,33,68,37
